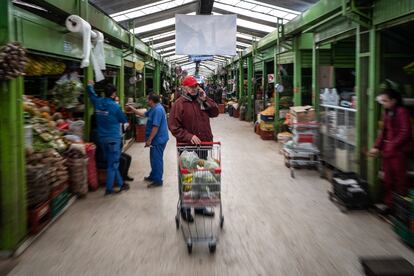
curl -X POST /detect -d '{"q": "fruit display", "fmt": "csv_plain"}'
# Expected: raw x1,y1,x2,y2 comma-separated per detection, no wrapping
49,80,83,109
260,105,275,116
24,96,70,152
25,56,66,76
0,42,28,80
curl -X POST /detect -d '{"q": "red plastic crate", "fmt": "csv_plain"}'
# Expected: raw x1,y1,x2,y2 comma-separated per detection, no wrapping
28,201,50,234
218,104,225,114
260,130,274,140
135,125,146,143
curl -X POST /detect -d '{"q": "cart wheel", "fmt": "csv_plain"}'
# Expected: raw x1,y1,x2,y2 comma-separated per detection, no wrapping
187,243,193,254
339,204,348,213
285,162,291,168
290,168,295,178
328,192,334,202
220,217,224,229
208,242,216,254
175,215,180,230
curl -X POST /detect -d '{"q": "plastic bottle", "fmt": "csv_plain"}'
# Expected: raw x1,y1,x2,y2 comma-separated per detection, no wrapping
322,88,330,105
331,88,339,106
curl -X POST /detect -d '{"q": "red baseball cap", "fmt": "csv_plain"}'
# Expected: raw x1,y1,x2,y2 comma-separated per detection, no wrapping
181,76,198,87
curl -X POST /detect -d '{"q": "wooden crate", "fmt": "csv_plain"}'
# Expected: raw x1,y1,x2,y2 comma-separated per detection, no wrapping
135,125,146,143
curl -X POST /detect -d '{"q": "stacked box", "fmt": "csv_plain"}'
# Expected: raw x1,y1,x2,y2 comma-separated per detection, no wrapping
290,106,316,124
331,172,369,209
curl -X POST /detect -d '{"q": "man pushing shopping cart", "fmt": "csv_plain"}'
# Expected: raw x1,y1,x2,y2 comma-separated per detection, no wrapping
168,75,224,254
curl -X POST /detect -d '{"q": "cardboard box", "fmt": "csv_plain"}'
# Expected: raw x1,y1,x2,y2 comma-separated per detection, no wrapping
318,66,334,88
290,106,316,123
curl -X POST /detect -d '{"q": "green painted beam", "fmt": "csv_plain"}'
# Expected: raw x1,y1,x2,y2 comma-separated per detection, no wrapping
373,0,414,26
153,61,161,94
293,37,302,106
118,59,125,109
83,64,94,142
247,55,254,121
312,41,319,113
367,29,380,199
0,0,27,252
262,60,268,111
238,58,244,99
273,46,280,134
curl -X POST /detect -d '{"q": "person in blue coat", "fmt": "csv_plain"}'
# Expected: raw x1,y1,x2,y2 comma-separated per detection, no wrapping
87,80,130,195
128,94,169,188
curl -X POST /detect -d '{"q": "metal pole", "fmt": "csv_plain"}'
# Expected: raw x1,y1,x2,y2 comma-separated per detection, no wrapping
247,55,254,121
238,57,244,99
367,29,380,199
293,36,302,106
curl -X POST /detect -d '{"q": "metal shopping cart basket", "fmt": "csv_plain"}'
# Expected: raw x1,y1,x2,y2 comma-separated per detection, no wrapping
175,142,224,254
282,122,321,178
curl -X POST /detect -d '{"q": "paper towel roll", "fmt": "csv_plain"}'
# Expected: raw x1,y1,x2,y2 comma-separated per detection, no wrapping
66,15,92,68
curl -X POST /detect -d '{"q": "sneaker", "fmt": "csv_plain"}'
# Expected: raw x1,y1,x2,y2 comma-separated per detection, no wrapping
104,190,120,196
120,183,130,191
181,208,194,223
147,182,163,188
125,176,134,182
194,207,215,217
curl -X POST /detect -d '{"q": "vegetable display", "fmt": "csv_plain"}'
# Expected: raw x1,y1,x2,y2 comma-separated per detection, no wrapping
25,56,66,76
0,42,28,80
50,80,83,109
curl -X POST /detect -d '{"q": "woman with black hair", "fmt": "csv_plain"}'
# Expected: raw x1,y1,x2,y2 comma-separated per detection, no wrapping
369,88,412,209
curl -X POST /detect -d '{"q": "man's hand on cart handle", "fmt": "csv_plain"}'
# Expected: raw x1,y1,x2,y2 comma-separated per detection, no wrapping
88,80,94,86
191,135,202,145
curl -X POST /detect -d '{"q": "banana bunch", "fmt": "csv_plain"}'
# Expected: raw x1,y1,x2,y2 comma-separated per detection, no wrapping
0,42,28,80
25,56,66,76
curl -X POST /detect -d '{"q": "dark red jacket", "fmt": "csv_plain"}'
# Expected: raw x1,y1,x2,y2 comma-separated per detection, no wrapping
375,106,412,158
168,94,219,143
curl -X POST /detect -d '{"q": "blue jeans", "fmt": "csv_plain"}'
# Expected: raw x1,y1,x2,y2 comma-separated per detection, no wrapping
101,137,123,192
149,143,167,183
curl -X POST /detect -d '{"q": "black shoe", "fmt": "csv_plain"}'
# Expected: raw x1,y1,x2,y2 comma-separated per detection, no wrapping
181,208,194,223
125,176,134,181
104,189,120,196
121,183,130,191
144,176,153,182
195,207,215,217
147,182,163,188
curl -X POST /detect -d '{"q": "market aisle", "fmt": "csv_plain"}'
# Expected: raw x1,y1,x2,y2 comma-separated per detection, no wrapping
9,115,414,276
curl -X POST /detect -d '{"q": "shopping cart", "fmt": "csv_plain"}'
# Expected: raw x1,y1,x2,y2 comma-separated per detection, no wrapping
175,142,224,254
282,122,321,178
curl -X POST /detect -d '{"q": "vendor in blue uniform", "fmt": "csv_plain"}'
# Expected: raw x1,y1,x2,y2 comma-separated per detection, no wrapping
128,94,169,188
87,80,130,195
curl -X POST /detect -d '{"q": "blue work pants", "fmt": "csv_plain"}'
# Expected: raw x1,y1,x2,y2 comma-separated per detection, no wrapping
149,143,167,183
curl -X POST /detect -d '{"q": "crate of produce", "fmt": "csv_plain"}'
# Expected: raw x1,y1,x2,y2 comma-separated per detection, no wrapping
260,130,274,140
28,200,50,234
260,114,274,122
233,109,240,118
51,188,70,218
218,104,225,114
135,124,146,142
259,121,274,132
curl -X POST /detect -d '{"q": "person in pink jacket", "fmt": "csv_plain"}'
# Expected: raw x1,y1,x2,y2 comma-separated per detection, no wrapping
369,88,412,208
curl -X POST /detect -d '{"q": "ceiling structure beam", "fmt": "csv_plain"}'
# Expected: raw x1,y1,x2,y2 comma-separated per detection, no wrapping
252,0,317,12
138,24,176,38
154,42,176,50
237,37,254,45
213,7,278,27
237,26,267,38
90,0,156,14
120,1,199,25
149,35,176,45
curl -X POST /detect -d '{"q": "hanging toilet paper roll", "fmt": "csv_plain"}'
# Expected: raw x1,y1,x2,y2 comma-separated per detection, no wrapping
65,15,95,68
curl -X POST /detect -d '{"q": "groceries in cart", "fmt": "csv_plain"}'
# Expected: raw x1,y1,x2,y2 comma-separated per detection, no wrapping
179,150,221,205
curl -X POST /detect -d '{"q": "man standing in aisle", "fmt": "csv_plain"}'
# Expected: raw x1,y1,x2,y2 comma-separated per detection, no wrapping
87,81,129,195
168,75,219,222
128,94,169,188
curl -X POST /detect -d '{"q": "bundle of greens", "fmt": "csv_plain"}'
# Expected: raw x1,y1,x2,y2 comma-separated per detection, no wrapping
50,80,83,109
